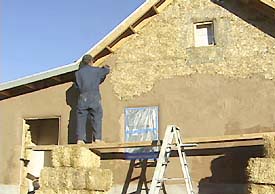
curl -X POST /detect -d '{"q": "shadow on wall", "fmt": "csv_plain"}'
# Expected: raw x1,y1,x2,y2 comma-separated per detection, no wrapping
66,84,94,144
66,85,78,144
198,146,264,194
121,159,163,194
212,0,275,38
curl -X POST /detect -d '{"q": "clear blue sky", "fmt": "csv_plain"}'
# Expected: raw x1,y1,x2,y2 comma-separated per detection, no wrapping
0,0,145,83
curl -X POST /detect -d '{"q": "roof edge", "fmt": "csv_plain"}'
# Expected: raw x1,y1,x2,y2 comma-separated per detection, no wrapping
0,0,162,92
0,62,78,91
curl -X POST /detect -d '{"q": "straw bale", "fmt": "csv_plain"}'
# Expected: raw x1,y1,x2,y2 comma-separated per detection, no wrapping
69,190,107,194
36,189,106,194
20,186,28,194
69,191,105,194
52,147,100,168
63,167,86,190
35,188,56,194
248,184,275,194
40,167,112,190
56,168,70,189
41,167,71,189
263,135,275,158
24,130,32,145
40,167,57,188
72,168,87,189
23,131,34,160
247,158,275,184
88,192,106,194
40,167,69,189
70,147,100,169
20,180,29,194
86,169,113,191
52,146,72,167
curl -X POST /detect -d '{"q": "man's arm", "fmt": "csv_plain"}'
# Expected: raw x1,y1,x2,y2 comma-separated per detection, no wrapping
102,65,110,75
99,65,110,84
74,72,80,90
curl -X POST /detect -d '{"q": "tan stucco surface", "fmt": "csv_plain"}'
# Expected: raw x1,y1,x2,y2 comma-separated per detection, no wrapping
1,74,274,188
0,83,72,185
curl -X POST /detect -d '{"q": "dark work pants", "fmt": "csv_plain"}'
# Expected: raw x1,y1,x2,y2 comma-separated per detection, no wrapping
76,93,103,142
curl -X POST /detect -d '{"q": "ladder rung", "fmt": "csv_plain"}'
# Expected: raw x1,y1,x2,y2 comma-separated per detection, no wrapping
168,143,198,148
158,177,187,182
162,161,169,165
149,125,195,194
179,143,198,147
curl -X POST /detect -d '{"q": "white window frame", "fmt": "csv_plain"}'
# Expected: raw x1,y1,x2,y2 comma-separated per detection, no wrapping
194,21,215,47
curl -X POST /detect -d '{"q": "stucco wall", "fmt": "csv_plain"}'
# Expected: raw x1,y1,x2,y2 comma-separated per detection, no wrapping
0,83,72,185
110,0,275,100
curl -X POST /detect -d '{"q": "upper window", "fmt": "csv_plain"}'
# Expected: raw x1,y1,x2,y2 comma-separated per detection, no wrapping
194,21,215,47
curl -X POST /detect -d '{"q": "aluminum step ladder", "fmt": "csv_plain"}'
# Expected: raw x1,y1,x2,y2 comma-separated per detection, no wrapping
149,125,197,194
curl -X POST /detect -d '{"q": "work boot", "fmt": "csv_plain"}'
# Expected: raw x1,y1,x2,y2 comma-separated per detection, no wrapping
77,140,85,145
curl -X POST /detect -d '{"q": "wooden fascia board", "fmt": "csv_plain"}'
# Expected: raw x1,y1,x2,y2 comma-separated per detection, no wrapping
0,0,164,93
51,76,62,82
0,90,11,97
86,0,161,58
24,84,36,90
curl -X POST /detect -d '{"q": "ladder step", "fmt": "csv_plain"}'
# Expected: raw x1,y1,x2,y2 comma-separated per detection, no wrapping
158,178,187,182
179,143,198,147
149,125,195,194
167,143,198,148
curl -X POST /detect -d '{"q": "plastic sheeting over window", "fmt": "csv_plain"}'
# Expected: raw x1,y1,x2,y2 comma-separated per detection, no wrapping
125,106,159,159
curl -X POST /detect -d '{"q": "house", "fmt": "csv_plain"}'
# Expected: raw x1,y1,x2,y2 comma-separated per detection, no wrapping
0,0,275,193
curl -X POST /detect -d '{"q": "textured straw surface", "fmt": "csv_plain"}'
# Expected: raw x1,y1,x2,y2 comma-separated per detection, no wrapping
247,158,275,184
263,135,275,158
40,167,112,191
248,184,275,194
52,147,100,168
36,188,107,194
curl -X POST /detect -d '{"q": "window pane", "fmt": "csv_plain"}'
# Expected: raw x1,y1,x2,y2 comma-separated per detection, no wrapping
125,106,159,159
195,22,214,47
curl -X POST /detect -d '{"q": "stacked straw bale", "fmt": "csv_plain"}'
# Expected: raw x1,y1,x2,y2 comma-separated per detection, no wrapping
36,189,107,194
248,184,275,194
263,135,275,158
37,146,112,194
247,135,275,194
52,147,101,168
20,126,35,194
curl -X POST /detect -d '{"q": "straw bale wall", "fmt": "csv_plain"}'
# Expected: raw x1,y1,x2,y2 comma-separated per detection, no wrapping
52,146,100,168
37,147,112,194
36,188,106,194
20,125,36,194
247,158,275,185
40,167,112,191
108,0,275,100
248,184,275,194
263,135,275,158
247,135,275,194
